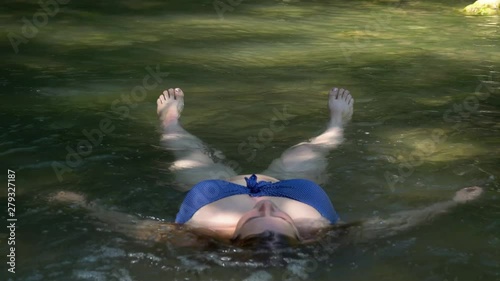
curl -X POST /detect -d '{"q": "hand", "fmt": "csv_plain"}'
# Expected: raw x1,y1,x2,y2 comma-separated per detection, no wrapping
453,186,483,203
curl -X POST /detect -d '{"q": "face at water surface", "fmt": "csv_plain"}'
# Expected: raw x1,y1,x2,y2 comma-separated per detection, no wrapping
232,200,301,240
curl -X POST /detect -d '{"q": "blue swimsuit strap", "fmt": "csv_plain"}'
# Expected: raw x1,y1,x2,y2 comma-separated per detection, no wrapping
175,174,339,224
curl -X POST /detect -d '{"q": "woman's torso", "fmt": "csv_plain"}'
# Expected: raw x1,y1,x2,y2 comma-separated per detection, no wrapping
186,174,331,237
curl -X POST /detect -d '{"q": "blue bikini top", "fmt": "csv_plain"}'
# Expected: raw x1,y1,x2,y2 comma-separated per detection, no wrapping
175,174,339,224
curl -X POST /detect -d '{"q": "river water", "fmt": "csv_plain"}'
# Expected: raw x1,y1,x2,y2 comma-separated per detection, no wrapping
1,0,499,280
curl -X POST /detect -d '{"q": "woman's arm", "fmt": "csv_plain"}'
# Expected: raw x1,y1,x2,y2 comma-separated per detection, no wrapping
48,191,200,245
352,186,483,242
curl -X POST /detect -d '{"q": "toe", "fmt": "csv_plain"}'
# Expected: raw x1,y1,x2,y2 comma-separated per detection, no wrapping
329,87,338,98
168,88,175,98
347,92,353,104
174,88,184,98
159,93,166,103
344,90,350,101
163,89,170,98
338,88,345,99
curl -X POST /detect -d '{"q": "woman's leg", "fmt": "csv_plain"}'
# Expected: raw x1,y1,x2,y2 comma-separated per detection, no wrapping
157,88,237,190
261,88,354,184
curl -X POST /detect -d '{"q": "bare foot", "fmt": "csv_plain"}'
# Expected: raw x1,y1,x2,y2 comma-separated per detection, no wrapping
157,88,185,127
453,186,483,203
328,87,353,127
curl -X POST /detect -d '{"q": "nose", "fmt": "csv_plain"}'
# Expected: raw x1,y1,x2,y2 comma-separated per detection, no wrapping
257,200,276,216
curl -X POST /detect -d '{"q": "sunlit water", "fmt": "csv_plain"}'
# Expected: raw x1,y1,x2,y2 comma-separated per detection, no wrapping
0,0,499,280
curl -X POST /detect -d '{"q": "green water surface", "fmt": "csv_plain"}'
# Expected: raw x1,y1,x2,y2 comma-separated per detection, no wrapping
0,0,499,280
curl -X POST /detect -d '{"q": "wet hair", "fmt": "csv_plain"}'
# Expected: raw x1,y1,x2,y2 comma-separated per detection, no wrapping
231,230,299,250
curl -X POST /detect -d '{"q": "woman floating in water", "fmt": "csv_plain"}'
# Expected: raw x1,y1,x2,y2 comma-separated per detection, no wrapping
52,87,483,248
